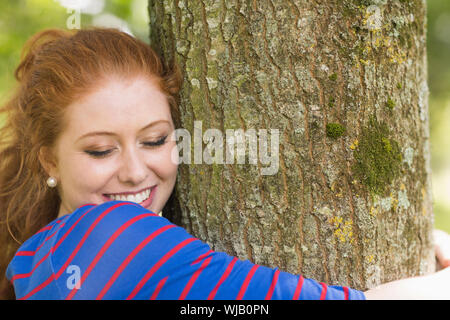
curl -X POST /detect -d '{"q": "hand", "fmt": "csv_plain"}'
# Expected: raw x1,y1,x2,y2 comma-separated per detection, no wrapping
364,229,450,299
365,266,450,300
434,229,450,270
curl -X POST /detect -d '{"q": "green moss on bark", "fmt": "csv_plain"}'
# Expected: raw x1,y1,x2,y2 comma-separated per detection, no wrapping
353,116,403,195
326,123,346,139
385,98,396,110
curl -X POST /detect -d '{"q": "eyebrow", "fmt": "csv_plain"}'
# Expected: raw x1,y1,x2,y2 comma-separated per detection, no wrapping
75,120,171,142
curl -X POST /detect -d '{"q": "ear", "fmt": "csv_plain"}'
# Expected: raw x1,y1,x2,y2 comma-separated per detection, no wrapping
39,146,59,179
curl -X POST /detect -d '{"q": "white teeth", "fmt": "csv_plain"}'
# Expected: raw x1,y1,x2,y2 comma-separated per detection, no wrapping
108,187,153,204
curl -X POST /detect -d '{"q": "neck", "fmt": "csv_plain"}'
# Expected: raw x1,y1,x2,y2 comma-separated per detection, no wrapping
57,202,71,218
57,202,163,218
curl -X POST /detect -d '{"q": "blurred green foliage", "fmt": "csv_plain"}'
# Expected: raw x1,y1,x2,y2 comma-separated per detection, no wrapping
0,0,449,232
428,0,450,101
0,0,148,105
0,0,66,104
428,0,450,233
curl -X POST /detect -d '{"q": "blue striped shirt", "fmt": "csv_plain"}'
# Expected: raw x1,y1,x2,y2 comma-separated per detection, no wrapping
6,201,366,300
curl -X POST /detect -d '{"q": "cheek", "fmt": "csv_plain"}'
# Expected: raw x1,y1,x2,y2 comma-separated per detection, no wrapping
148,142,179,180
59,156,116,196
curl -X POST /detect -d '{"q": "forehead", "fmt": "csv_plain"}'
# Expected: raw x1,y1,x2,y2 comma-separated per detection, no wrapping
62,76,173,137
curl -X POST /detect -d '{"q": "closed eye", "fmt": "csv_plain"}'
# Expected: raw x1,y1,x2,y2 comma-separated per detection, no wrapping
142,135,168,147
84,149,113,158
84,135,168,158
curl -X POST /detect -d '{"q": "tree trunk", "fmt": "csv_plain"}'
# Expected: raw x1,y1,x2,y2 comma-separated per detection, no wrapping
149,0,435,291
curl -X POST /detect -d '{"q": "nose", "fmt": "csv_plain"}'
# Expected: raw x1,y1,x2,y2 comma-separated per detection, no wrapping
117,146,148,185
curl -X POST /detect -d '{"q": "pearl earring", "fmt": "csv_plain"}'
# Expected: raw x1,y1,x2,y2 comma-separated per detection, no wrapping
46,177,57,188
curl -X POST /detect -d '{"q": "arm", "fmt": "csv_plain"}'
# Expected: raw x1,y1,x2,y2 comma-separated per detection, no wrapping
434,229,450,270
46,201,364,300
10,201,447,300
364,229,450,300
364,267,450,300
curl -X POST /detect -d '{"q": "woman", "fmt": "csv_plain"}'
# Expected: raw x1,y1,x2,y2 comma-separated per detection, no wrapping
0,28,449,300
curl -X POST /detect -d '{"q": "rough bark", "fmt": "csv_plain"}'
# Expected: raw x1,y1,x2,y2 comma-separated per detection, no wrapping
149,0,435,291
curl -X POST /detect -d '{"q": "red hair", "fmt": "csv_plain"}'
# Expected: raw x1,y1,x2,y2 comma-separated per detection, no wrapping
0,27,182,299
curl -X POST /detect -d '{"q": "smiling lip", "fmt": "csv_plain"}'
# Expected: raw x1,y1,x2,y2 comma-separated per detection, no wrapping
101,185,157,209
104,185,156,196
139,185,156,209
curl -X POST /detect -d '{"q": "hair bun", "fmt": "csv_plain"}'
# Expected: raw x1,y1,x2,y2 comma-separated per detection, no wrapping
14,29,74,82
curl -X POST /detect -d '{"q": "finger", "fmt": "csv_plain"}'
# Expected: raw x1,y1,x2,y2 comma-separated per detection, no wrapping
434,229,450,268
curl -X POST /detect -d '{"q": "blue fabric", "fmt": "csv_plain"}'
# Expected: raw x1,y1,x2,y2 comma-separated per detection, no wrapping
6,201,366,300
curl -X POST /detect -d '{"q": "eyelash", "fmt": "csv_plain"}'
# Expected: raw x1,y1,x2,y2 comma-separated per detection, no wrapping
85,135,168,158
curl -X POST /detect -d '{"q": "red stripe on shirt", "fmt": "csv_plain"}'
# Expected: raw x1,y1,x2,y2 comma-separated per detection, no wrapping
236,265,259,300
126,237,198,300
54,203,130,281
16,222,66,257
15,251,35,257
65,213,155,300
33,203,92,235
11,251,52,282
34,225,52,235
292,275,304,300
33,215,65,235
179,256,213,300
18,274,56,300
264,269,280,300
319,282,327,300
191,249,213,265
19,203,127,300
13,223,67,278
149,276,169,300
13,205,97,284
96,224,175,300
39,222,66,246
343,286,349,300
31,203,92,236
207,257,238,300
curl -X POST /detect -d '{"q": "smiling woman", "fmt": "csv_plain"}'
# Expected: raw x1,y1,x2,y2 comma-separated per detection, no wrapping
0,27,182,299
